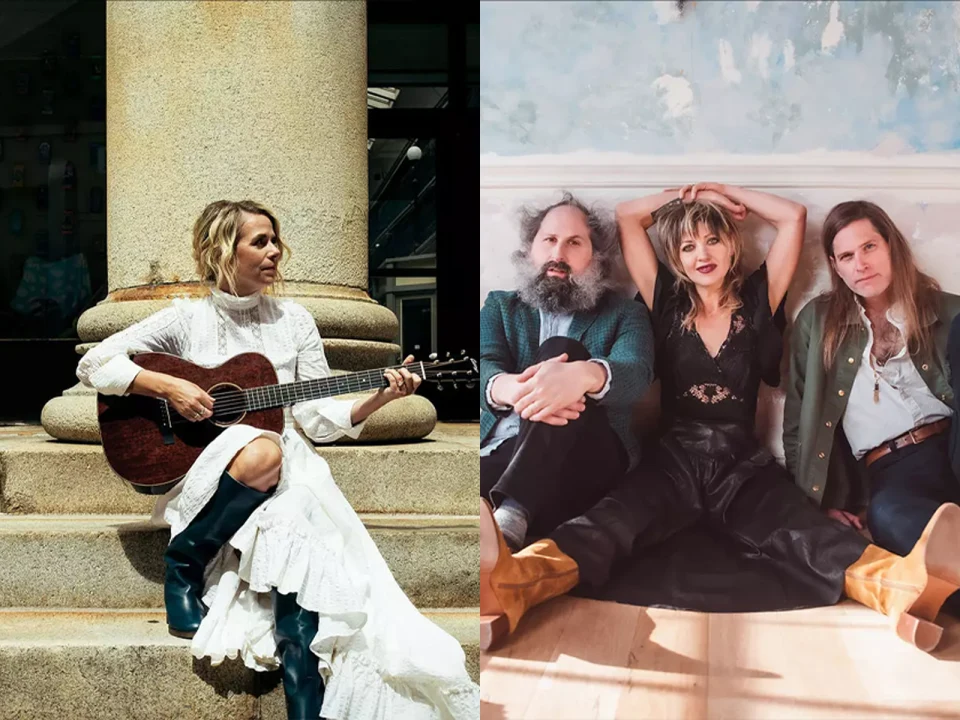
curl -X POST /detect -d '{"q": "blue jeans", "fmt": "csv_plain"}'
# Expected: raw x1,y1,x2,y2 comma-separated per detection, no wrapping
863,309,960,615
865,432,960,616
865,434,960,555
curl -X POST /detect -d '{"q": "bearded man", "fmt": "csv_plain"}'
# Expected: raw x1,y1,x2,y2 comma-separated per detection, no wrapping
480,192,655,551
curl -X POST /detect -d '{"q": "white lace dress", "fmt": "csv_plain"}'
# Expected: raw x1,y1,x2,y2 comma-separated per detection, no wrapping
76,286,479,720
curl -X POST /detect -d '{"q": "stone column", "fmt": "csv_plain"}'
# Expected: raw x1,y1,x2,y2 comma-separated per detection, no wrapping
42,0,435,443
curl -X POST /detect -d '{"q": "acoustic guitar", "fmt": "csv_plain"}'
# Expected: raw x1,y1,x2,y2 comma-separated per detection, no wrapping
97,351,477,494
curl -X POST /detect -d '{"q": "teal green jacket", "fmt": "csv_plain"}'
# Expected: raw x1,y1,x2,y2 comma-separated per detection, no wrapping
783,291,960,510
480,290,655,470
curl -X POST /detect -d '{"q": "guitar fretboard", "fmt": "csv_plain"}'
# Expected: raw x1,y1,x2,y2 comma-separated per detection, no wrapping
235,362,424,412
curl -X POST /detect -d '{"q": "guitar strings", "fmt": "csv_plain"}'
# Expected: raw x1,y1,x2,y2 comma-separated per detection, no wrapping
200,363,415,416
167,364,473,420
204,364,433,415
203,367,467,415
168,368,472,423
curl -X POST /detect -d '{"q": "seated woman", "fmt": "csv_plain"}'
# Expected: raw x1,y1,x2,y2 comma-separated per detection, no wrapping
480,184,960,655
785,200,960,580
77,199,478,720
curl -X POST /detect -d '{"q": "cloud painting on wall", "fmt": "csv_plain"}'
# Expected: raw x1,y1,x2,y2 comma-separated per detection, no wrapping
481,1,960,155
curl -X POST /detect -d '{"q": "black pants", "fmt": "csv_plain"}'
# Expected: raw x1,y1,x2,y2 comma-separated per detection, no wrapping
550,420,870,611
480,336,628,540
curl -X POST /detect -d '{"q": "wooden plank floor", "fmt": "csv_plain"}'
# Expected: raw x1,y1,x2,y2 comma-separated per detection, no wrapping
480,596,960,719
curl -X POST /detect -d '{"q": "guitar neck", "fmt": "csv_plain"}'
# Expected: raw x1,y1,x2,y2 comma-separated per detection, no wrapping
240,361,424,412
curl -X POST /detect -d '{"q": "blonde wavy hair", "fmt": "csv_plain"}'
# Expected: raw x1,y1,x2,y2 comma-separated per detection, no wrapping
656,200,746,332
192,200,291,296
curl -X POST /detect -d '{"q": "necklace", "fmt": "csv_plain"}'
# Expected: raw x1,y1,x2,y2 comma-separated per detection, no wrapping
868,353,897,404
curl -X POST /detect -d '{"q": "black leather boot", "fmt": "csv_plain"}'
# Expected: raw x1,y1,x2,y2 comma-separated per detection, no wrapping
273,588,325,720
164,469,273,637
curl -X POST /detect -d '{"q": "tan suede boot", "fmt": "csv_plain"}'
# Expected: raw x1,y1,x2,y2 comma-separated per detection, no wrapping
480,499,579,650
844,503,960,652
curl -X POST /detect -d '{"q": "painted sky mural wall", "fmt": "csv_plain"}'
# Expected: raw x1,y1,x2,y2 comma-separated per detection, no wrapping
481,0,960,155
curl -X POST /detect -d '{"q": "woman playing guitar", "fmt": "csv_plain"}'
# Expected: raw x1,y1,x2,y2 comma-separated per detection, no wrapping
76,200,478,720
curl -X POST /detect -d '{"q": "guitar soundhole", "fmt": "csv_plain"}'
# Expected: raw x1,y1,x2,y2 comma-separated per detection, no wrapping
209,383,246,426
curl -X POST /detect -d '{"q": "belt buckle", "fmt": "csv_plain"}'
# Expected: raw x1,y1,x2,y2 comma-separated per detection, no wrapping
907,428,920,445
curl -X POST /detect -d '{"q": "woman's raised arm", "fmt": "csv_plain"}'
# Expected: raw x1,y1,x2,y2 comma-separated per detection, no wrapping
615,190,679,309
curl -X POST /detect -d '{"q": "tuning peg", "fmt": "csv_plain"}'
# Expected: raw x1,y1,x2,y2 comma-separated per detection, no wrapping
461,349,466,355
446,351,451,359
465,382,476,389
429,352,437,361
453,382,459,390
436,383,443,391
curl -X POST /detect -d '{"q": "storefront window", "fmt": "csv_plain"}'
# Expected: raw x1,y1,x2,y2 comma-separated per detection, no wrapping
0,1,106,340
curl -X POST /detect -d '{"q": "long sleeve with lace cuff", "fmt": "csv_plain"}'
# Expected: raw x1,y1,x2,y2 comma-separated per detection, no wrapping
75,304,188,396
83,353,146,396
289,304,368,444
292,396,367,444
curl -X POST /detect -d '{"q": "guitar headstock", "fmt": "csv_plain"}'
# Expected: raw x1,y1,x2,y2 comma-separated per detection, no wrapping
419,350,477,390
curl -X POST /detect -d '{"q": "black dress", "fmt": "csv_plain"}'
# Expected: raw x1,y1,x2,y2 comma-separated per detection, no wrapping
651,260,784,429
549,262,872,613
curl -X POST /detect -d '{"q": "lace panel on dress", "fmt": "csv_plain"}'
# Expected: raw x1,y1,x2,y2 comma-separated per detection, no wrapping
683,383,741,404
216,305,266,357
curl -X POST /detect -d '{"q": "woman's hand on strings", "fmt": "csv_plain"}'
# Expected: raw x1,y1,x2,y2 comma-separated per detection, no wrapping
163,376,216,421
379,355,422,402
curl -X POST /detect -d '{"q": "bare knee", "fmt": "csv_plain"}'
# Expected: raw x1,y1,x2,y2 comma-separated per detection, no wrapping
228,438,282,491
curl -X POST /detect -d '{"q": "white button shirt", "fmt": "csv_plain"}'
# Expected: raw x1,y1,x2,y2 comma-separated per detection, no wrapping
842,302,952,460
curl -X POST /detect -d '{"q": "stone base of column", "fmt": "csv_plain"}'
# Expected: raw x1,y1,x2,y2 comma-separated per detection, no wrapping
41,282,437,442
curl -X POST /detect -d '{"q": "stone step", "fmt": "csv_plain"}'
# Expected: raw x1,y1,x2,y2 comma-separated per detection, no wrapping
0,607,479,720
0,514,478,610
0,423,478,515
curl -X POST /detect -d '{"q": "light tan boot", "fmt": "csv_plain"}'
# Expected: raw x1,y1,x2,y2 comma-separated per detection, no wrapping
480,498,579,650
844,503,960,652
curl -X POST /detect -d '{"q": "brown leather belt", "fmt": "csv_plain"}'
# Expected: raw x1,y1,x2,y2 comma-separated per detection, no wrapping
863,418,951,468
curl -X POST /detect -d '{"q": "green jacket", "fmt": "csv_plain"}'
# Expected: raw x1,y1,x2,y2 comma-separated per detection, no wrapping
783,291,960,510
480,290,655,470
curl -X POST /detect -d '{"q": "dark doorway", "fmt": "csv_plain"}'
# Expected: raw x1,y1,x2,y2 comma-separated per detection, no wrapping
0,0,107,422
366,2,479,422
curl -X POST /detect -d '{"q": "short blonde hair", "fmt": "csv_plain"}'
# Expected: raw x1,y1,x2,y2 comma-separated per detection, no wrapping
656,200,745,331
192,200,291,296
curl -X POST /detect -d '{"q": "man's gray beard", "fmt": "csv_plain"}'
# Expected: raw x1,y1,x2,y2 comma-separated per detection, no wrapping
514,257,612,314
